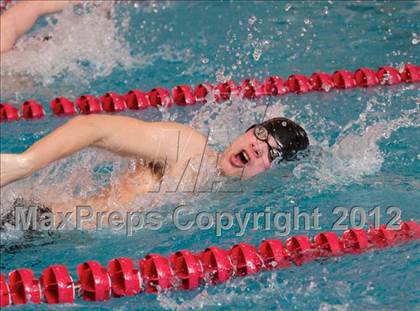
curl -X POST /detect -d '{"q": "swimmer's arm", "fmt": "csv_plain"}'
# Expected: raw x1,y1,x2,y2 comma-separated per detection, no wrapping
1,1,75,53
93,115,209,165
0,114,207,186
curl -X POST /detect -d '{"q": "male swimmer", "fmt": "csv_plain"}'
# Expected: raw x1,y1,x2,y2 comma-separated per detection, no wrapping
0,115,309,213
0,0,77,53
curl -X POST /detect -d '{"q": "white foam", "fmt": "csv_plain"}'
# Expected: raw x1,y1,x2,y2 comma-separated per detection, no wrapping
293,101,419,193
0,2,142,93
190,97,288,150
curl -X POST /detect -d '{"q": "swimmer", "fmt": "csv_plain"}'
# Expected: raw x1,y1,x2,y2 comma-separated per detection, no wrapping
0,115,308,214
0,0,78,53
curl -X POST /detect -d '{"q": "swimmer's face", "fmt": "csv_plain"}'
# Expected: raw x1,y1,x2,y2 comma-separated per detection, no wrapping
219,129,279,179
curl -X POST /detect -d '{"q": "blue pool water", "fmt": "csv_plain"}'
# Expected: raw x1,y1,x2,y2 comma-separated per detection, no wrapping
0,1,419,310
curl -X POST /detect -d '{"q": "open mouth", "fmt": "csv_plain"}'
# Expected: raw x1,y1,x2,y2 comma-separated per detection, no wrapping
230,150,250,168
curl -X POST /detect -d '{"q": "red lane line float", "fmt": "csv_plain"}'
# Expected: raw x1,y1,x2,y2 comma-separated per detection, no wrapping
400,63,420,83
0,103,19,122
262,76,288,96
77,261,111,301
397,221,420,241
377,66,402,85
172,85,196,106
0,274,12,307
40,265,75,304
368,225,396,248
21,100,45,119
1,64,418,122
147,88,173,108
193,83,213,103
258,239,290,269
0,0,12,12
241,79,263,99
285,235,316,265
200,246,233,284
8,269,42,304
100,92,126,112
169,250,203,290
285,74,312,93
125,89,149,110
139,254,174,293
1,225,419,307
75,94,102,114
50,97,76,116
310,72,335,91
108,257,142,297
332,70,356,89
314,232,344,257
341,228,369,254
230,243,263,276
214,80,240,102
354,67,379,87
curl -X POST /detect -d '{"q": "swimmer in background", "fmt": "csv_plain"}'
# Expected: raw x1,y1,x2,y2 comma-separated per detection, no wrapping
1,115,308,207
0,0,78,53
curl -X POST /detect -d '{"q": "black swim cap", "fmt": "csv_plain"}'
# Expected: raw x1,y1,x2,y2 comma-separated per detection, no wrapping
248,117,309,161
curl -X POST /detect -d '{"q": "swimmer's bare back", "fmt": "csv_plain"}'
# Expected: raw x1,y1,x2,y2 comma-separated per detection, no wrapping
0,115,214,209
47,160,164,228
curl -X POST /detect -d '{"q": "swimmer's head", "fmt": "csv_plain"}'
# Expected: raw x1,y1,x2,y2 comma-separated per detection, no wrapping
219,117,309,179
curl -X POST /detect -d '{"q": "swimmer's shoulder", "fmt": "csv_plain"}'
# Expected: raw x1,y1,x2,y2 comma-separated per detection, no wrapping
86,115,206,141
147,120,211,155
85,114,213,160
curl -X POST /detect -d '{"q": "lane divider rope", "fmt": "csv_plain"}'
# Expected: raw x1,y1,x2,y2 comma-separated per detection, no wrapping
1,64,419,122
0,0,12,12
0,221,419,306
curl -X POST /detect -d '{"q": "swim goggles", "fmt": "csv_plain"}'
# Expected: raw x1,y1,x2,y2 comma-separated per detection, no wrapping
252,125,284,163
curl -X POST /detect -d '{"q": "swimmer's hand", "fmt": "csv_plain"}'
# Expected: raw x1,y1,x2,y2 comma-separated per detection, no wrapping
0,0,81,53
0,114,209,187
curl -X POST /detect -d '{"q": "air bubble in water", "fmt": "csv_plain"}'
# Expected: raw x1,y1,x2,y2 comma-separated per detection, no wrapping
248,15,257,26
201,57,209,64
323,84,332,92
253,48,262,61
215,66,226,82
411,33,419,45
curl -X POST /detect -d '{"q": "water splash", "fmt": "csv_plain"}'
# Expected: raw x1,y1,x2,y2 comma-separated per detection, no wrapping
0,3,142,93
293,102,418,194
190,97,288,150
